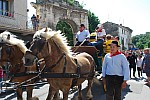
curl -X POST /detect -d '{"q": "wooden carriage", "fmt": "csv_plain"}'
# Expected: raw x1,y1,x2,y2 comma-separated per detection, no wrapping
72,46,103,73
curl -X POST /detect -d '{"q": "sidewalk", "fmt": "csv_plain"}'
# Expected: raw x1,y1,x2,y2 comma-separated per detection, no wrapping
122,73,150,100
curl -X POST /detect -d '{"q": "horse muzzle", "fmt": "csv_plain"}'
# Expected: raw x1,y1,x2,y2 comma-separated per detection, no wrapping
24,51,37,66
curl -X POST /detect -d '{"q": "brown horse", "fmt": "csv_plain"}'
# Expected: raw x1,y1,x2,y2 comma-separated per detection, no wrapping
0,31,45,100
24,27,96,100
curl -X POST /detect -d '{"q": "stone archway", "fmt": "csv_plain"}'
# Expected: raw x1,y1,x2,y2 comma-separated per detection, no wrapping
57,18,78,46
31,0,88,44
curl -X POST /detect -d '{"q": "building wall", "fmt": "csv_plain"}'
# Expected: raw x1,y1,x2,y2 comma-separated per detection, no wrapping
118,26,132,50
103,22,132,50
33,1,88,32
0,0,27,30
32,0,88,45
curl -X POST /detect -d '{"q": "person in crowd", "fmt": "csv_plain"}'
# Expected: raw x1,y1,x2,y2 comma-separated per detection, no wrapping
114,36,120,46
102,41,130,100
75,24,90,46
127,52,137,78
89,28,97,42
0,66,3,94
96,24,106,41
142,48,150,85
89,24,106,56
31,14,37,31
103,34,113,54
136,55,143,78
35,15,40,31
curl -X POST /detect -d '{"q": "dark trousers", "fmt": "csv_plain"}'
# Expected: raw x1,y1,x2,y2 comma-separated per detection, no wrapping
129,66,136,77
137,67,142,77
106,75,124,100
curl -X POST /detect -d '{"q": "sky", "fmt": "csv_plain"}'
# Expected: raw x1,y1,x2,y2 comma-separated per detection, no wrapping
27,0,150,36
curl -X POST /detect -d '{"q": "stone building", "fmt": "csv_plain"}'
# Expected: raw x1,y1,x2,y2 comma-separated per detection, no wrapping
0,0,34,41
103,22,133,50
31,0,88,45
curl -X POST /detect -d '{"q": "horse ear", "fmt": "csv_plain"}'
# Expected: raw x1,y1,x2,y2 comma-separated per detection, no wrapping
7,34,10,40
44,27,48,32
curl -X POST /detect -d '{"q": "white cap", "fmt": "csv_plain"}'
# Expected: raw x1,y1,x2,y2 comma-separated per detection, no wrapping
97,24,102,28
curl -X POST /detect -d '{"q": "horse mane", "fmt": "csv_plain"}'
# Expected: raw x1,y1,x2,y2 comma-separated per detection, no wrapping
33,28,72,55
0,31,28,54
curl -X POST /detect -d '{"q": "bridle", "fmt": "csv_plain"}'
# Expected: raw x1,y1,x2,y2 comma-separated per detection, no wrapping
28,37,67,73
0,42,24,76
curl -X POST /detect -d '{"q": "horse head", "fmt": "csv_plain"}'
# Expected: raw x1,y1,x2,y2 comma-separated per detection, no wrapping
24,27,52,66
24,27,71,66
0,31,27,74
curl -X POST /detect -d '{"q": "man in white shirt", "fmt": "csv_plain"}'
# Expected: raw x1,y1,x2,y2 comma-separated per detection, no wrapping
88,24,106,56
96,24,106,41
75,24,90,46
102,41,130,100
137,55,143,77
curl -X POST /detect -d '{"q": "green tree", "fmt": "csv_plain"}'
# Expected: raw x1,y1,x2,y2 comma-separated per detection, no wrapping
148,42,150,48
56,21,73,46
132,32,150,49
88,11,100,33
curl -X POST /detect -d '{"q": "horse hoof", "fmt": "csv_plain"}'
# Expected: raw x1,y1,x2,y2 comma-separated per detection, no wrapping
86,96,93,100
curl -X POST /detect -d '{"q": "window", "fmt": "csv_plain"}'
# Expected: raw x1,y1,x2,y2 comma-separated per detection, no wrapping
0,0,13,17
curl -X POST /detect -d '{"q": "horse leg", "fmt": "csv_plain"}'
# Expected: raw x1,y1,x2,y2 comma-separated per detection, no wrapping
16,88,23,100
53,91,60,100
77,84,82,100
26,86,33,100
62,88,70,100
86,79,93,100
46,85,57,100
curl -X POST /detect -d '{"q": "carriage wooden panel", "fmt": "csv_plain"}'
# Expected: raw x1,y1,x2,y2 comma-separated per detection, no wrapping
72,46,98,56
72,46,102,73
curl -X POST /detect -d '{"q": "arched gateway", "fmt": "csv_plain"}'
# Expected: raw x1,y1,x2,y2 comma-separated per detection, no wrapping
31,0,88,45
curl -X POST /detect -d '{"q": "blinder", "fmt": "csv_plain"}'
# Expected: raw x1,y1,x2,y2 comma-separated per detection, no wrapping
0,42,12,60
37,38,46,52
6,46,12,56
24,37,47,66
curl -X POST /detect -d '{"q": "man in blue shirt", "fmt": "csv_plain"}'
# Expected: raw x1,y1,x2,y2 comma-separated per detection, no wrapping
75,24,90,46
102,41,130,100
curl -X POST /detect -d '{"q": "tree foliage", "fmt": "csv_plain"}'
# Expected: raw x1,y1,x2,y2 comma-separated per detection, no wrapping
132,32,150,49
88,11,100,33
56,21,73,46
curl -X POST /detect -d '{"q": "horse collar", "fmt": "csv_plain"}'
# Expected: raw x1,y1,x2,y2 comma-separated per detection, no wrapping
44,53,67,72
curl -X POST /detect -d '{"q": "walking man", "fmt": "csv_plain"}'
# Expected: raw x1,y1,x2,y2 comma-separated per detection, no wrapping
136,55,143,77
127,52,137,78
142,48,150,85
102,41,130,100
31,14,37,31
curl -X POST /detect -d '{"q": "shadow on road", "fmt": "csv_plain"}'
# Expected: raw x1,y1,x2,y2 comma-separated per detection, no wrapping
71,80,133,100
122,84,132,100
71,81,106,100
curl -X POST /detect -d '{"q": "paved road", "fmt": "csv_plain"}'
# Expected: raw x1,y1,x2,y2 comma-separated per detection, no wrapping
0,73,150,100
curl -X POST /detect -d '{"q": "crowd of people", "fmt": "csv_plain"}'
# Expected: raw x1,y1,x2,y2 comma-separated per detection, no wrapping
75,23,150,100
